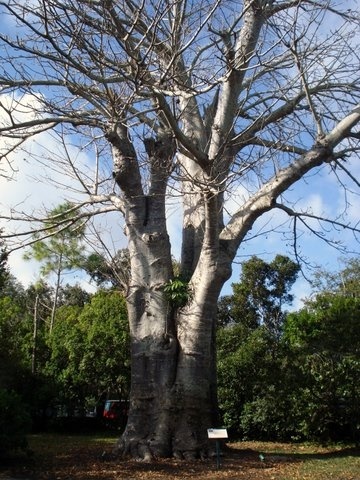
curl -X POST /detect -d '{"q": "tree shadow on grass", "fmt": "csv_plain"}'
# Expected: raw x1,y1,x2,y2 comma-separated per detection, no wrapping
279,445,360,461
0,441,359,480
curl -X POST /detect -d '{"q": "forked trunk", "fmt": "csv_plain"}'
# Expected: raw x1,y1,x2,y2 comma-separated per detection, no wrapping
116,283,222,460
111,130,230,459
114,196,227,459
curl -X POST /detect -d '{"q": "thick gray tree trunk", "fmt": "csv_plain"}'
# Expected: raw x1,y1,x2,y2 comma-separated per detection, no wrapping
111,134,228,459
116,239,227,460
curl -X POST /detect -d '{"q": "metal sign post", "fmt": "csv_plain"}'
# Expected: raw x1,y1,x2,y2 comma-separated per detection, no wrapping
207,428,228,469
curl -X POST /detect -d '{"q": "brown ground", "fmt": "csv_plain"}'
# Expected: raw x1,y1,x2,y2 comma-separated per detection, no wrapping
0,437,359,480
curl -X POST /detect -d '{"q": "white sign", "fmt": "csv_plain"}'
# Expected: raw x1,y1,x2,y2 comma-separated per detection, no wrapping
207,428,228,439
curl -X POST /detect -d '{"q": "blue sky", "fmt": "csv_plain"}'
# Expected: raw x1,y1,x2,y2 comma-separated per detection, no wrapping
1,1,359,310
1,92,359,311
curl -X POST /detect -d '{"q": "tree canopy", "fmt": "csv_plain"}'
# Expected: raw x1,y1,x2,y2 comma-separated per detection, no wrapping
218,255,300,332
218,257,360,441
23,202,87,331
0,262,130,444
46,290,130,416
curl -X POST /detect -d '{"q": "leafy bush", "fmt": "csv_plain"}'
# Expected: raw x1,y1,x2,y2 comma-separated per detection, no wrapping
0,388,31,455
164,276,190,309
217,259,360,442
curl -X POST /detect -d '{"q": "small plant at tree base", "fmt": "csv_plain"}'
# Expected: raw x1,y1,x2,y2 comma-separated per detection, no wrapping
164,277,190,309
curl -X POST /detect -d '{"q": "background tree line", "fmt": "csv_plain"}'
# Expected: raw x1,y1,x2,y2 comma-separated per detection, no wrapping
1,228,359,453
0,224,131,454
217,256,360,442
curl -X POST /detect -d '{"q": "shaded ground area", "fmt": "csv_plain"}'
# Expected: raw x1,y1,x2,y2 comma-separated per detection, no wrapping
0,434,359,480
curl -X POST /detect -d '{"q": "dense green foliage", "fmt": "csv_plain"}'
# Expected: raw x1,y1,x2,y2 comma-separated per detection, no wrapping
0,388,31,455
0,249,32,454
283,294,360,441
1,245,359,449
217,256,360,442
164,276,191,309
46,290,130,415
0,237,9,291
1,237,130,451
23,202,87,278
217,255,300,334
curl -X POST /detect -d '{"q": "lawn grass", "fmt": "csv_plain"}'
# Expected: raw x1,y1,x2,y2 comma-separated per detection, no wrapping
294,446,360,480
238,441,360,480
1,433,358,480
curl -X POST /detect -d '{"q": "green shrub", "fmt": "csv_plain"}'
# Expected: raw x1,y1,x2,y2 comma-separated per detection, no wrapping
0,388,31,455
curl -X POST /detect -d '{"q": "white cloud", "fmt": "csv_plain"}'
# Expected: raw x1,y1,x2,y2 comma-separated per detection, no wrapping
0,93,127,288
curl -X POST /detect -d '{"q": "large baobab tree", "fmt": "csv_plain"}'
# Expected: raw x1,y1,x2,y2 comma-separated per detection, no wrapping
0,0,360,460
